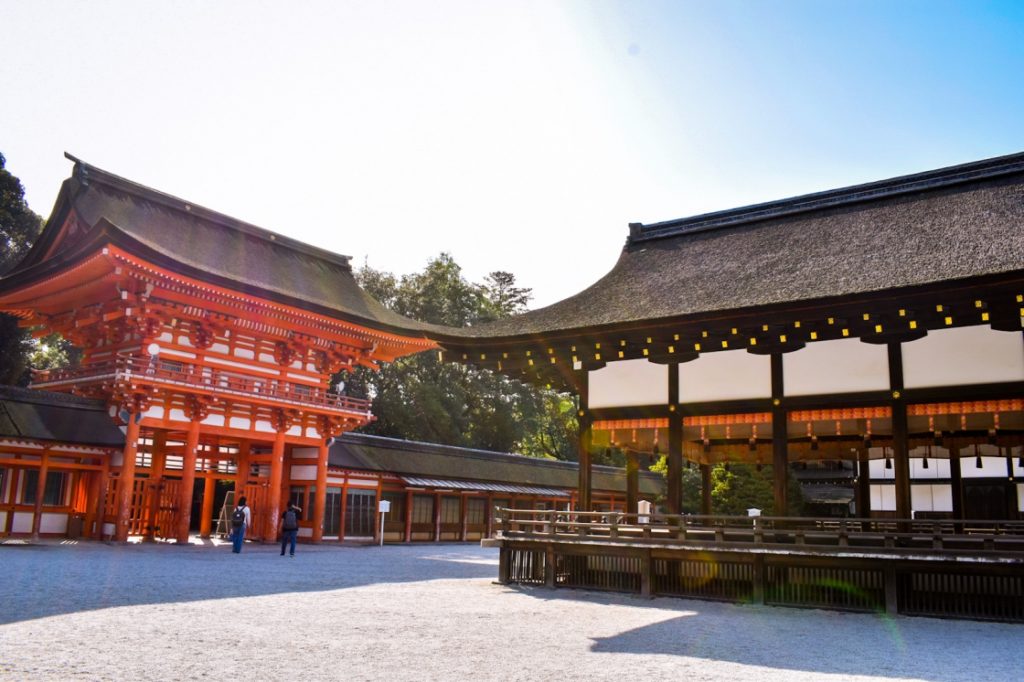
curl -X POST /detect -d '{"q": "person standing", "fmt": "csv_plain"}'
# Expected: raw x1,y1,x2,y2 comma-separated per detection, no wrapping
230,496,251,554
280,501,301,557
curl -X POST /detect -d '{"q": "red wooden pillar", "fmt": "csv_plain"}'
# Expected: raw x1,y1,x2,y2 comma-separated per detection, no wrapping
404,490,413,543
433,492,441,542
30,448,51,539
83,463,102,539
312,442,329,543
266,426,287,542
115,415,141,542
93,457,110,539
177,417,201,544
199,470,216,538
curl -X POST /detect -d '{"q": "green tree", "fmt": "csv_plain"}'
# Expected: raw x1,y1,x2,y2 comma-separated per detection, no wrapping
347,254,575,459
0,152,44,386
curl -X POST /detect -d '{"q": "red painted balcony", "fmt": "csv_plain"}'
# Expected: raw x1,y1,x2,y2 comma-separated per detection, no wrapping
32,354,370,416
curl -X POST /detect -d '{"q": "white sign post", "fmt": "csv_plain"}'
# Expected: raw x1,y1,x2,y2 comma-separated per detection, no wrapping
378,499,391,547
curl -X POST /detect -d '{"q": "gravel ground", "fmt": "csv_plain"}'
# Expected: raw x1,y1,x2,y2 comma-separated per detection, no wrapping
0,539,1018,681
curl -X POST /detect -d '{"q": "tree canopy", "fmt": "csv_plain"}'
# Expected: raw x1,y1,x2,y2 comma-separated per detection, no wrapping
344,253,576,459
0,152,44,385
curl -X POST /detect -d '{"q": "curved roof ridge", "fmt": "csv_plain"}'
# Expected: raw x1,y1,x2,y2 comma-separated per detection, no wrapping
630,150,1024,244
64,152,354,270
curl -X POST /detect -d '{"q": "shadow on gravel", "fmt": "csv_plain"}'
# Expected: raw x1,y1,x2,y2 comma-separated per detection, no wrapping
0,542,497,626
505,584,1012,682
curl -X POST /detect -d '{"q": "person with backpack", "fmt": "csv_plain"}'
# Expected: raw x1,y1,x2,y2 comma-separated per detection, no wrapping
230,496,251,554
280,501,301,557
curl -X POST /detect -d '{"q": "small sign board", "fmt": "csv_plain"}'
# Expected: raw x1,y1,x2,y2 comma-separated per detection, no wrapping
378,500,391,513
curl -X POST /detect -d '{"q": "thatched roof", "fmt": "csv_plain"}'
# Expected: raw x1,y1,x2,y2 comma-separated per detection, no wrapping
0,385,124,447
439,151,1024,340
3,155,436,338
331,432,664,497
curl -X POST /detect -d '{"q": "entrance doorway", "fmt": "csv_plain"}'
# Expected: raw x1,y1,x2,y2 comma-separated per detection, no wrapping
963,482,1011,520
345,488,376,537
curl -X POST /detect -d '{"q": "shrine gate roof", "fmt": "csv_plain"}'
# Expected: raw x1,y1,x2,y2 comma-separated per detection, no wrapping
4,154,437,338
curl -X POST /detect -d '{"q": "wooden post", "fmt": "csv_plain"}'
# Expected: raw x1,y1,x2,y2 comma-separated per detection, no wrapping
625,451,639,515
888,344,911,522
83,463,102,539
460,494,468,542
700,463,712,515
30,448,51,540
577,371,592,511
144,432,167,542
950,445,964,522
857,448,872,521
5,468,21,536
176,417,201,544
312,442,329,543
234,440,250,502
266,426,287,542
404,490,413,543
771,353,788,515
433,492,441,542
115,415,141,542
199,471,215,538
94,458,110,539
667,364,683,514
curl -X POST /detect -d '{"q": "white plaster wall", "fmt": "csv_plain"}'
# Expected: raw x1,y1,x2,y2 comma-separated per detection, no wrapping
230,417,251,430
911,484,953,513
145,406,165,420
254,420,275,433
783,338,889,396
909,457,951,479
0,511,5,529
902,325,1024,389
679,349,771,402
202,414,225,427
287,426,302,437
959,456,1010,478
870,484,896,511
868,458,895,480
40,512,68,534
1018,484,1024,513
290,465,317,480
12,512,33,533
589,359,667,408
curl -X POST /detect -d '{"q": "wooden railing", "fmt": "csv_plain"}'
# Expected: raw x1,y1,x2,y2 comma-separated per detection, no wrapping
489,508,1024,621
32,354,370,414
493,508,1024,554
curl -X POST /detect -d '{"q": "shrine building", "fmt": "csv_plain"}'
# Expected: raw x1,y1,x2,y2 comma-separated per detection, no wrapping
0,154,657,543
435,151,1024,522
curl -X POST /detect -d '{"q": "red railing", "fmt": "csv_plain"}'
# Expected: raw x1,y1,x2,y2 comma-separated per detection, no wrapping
32,354,370,413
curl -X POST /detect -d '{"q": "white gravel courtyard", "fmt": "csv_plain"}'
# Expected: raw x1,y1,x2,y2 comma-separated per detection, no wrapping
0,540,1018,681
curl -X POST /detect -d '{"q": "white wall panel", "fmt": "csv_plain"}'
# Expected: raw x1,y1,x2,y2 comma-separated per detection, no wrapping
290,465,317,480
911,484,951,513
589,359,667,408
679,350,771,402
784,338,889,396
1018,484,1024,513
40,512,68,534
902,325,1024,389
871,484,896,511
959,456,1010,478
229,417,251,430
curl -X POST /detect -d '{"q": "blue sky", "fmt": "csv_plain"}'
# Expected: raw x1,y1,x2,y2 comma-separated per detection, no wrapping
2,1,1022,307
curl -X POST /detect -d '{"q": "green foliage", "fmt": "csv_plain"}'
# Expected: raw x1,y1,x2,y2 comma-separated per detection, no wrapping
347,254,575,459
650,459,804,515
0,152,45,386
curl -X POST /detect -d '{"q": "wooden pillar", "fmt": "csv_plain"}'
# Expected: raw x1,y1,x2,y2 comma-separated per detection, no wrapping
700,463,712,515
234,440,250,500
266,426,287,542
771,353,788,515
83,463,102,539
404,490,413,543
144,432,167,542
199,471,216,538
666,363,683,514
433,492,441,542
4,468,21,536
888,343,911,521
625,451,639,515
312,442,329,543
30,448,51,539
857,449,872,519
577,371,592,511
115,415,141,542
460,494,468,542
485,493,494,538
176,417,201,544
94,458,110,539
950,445,964,521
